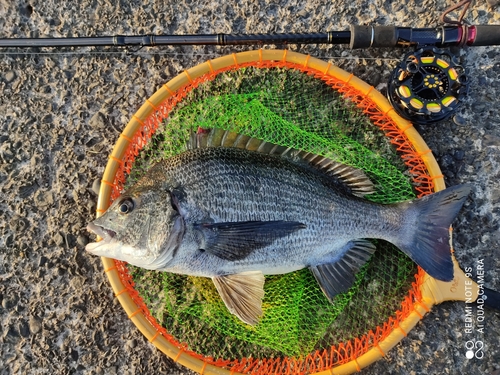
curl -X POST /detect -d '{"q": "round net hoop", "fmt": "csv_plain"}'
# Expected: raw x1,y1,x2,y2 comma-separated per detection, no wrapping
95,49,450,375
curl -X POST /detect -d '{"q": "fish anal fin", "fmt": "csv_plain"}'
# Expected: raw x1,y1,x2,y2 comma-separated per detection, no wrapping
212,271,265,326
198,220,306,261
310,240,376,301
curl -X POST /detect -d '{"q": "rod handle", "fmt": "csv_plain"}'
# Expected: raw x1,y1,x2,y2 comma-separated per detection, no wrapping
350,26,447,49
350,25,400,49
469,25,500,46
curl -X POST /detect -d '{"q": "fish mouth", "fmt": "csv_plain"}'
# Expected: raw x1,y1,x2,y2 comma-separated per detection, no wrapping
85,222,117,252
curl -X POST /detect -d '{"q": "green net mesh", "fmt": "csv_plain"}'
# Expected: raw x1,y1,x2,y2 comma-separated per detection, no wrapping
127,66,418,358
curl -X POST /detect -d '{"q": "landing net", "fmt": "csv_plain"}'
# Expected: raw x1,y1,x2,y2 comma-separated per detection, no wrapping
101,50,438,374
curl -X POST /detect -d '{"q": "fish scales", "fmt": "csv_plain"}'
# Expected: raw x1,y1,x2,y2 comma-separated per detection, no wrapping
133,148,399,274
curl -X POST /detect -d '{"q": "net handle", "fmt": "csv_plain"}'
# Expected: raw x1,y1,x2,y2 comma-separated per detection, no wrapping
96,49,451,375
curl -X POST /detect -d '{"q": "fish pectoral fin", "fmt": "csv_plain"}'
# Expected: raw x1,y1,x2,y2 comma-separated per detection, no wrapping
198,220,306,261
310,240,376,302
212,271,265,326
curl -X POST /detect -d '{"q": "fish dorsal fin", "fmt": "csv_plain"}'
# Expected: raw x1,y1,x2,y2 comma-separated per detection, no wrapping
212,271,265,326
189,127,375,196
309,239,376,301
297,151,376,197
189,127,293,156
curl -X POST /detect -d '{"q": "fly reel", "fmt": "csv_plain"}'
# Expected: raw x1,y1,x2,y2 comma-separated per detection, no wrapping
387,47,468,125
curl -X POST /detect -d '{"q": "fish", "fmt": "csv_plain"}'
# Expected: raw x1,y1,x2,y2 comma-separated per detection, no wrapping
86,128,471,325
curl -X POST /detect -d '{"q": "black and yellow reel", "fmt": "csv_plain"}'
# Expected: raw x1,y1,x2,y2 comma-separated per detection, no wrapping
387,47,468,125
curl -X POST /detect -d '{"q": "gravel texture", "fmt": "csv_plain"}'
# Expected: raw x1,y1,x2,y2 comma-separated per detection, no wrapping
1,1,499,374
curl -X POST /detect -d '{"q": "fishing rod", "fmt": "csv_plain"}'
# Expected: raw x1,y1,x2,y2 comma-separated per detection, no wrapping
2,22,499,125
1,25,499,49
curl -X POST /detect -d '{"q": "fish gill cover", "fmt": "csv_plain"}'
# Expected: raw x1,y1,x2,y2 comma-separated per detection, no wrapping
125,66,418,358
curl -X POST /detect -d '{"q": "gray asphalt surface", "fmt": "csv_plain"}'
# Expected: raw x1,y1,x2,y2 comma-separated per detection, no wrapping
1,1,499,374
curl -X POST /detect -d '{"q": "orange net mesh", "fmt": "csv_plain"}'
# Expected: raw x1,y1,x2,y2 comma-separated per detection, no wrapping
106,58,433,374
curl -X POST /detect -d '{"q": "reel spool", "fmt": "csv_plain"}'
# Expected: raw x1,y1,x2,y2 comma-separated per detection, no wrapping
387,47,468,125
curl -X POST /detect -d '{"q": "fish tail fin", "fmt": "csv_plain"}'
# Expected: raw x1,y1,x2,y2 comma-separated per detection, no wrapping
396,184,471,282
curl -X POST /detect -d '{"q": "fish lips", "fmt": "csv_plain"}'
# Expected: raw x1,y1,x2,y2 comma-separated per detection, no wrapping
85,222,156,268
85,222,117,254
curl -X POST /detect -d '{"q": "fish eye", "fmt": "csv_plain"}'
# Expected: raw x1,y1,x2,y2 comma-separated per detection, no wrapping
118,198,135,214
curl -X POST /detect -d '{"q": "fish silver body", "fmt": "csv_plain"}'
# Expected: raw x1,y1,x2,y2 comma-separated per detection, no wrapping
86,137,470,325
158,148,396,276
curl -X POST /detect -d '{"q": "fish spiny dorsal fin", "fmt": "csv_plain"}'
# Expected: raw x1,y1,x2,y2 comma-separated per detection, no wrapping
294,150,375,197
189,128,375,196
206,127,226,147
190,127,291,155
323,161,376,197
188,128,208,149
188,127,228,149
189,128,295,155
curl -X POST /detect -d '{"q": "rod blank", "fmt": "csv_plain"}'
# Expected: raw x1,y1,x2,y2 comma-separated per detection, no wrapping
0,32,350,48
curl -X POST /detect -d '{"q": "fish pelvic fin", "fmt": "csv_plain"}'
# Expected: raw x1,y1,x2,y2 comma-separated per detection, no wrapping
212,271,265,326
310,240,376,301
396,184,471,282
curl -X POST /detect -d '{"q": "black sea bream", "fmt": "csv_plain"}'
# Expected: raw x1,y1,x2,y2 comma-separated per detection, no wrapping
86,129,470,325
